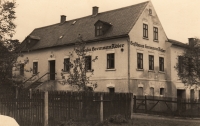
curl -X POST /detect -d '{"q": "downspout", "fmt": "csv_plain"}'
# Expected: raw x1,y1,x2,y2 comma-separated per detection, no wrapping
127,37,131,93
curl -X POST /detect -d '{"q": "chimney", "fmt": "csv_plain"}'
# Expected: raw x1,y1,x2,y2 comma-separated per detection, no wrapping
92,6,99,16
60,15,66,24
188,38,196,47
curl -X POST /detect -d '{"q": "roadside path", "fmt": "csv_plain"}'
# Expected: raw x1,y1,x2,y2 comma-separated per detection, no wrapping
131,113,200,123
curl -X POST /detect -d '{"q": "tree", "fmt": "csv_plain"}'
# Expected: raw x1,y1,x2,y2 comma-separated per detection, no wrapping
66,35,98,91
175,38,200,88
0,1,18,94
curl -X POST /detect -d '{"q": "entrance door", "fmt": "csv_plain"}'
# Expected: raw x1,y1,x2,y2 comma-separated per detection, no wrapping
177,89,186,99
49,60,55,80
177,89,186,111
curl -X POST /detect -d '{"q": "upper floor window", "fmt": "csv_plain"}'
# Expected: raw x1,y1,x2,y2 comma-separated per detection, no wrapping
178,56,183,73
149,9,152,16
107,53,115,69
95,25,103,36
64,58,70,72
33,62,38,74
149,55,154,70
137,53,143,69
159,57,164,72
85,56,92,71
153,27,158,41
143,24,148,38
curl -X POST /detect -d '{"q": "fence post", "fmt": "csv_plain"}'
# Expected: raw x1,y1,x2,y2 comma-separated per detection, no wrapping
134,95,136,113
100,94,103,122
145,95,147,113
44,91,48,126
29,89,32,99
131,94,133,113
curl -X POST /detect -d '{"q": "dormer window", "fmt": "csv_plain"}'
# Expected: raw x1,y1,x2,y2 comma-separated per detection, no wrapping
94,20,112,37
96,25,103,36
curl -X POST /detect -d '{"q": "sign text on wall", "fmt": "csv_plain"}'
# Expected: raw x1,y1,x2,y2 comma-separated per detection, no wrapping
85,44,124,52
130,41,165,52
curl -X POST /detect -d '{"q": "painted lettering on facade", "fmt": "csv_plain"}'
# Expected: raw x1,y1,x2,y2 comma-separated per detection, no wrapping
130,41,165,52
85,44,124,52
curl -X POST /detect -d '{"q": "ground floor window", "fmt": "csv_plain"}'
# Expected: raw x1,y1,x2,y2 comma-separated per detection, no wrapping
85,56,92,71
190,89,195,101
109,87,115,93
150,87,154,97
33,62,38,74
138,87,143,96
63,58,70,72
137,53,143,69
20,64,24,76
107,53,115,69
149,55,154,70
160,88,164,95
159,57,164,71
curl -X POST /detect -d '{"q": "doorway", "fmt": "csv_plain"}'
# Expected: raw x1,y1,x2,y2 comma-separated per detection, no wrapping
49,60,55,80
177,89,186,111
177,89,186,99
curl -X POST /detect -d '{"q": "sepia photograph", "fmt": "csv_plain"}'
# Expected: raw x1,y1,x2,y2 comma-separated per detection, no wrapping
0,0,200,125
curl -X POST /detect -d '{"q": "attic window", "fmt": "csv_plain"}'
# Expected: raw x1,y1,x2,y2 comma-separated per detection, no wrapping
94,20,112,37
95,25,103,36
149,9,152,16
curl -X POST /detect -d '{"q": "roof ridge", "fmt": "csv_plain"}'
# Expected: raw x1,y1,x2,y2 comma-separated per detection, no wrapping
98,1,149,15
33,1,149,30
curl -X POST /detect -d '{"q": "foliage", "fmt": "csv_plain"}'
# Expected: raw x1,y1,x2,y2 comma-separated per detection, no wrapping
0,1,16,41
0,1,18,88
175,38,200,87
57,114,127,126
66,35,98,91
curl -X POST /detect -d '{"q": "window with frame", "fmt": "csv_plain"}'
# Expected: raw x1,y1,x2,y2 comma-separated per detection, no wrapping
109,88,115,93
178,56,183,73
107,53,115,69
137,53,143,69
150,87,154,97
160,88,164,95
20,64,24,76
153,27,158,40
95,25,103,36
159,57,164,71
85,56,92,71
143,23,148,38
149,55,154,70
33,62,38,74
138,87,143,96
63,58,70,72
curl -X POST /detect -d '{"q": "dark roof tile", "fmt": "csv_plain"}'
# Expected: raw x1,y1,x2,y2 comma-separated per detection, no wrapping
21,1,149,51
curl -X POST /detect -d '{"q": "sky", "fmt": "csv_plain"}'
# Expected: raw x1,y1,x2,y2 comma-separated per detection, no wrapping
12,0,200,43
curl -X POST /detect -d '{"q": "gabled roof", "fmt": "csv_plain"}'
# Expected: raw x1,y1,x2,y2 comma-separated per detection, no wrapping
168,39,188,48
20,1,149,51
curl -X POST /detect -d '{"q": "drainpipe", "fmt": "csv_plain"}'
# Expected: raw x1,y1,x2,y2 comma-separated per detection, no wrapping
127,37,131,93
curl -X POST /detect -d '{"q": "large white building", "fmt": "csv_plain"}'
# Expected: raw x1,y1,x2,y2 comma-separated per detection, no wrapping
13,1,199,100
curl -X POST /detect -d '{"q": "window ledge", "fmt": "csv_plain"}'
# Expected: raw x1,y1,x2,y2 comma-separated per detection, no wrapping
86,70,93,72
136,69,144,71
153,40,159,42
148,70,155,72
143,37,149,40
158,71,165,74
106,69,116,71
61,72,69,74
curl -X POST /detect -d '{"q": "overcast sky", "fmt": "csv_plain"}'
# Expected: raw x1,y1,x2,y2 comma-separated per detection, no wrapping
13,0,200,43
